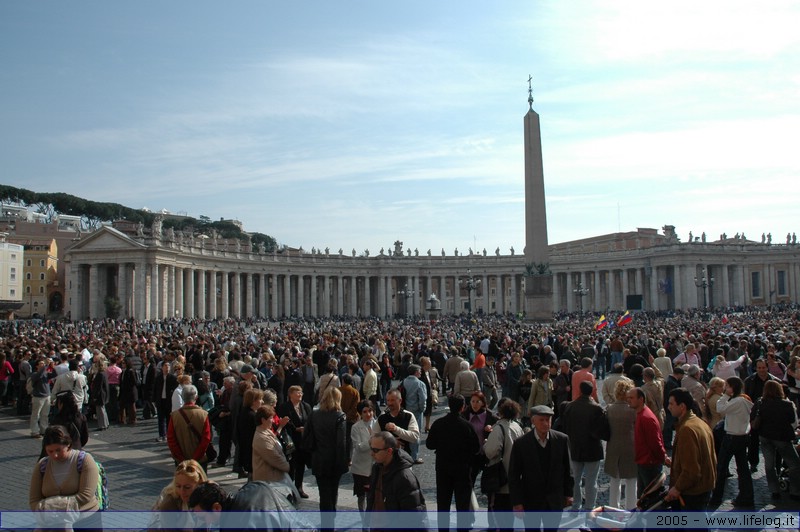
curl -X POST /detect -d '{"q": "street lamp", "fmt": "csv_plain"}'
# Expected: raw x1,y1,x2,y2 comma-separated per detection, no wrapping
459,269,482,314
396,283,416,316
694,268,715,308
573,281,589,316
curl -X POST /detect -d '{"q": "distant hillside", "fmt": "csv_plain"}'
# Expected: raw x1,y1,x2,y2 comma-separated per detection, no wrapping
0,185,278,251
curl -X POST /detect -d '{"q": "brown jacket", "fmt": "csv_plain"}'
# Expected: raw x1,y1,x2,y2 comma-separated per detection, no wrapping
670,411,717,495
167,404,211,463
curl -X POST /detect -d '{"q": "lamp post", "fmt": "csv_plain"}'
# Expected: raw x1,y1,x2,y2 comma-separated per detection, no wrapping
694,268,714,308
396,283,416,317
459,269,482,315
573,281,589,316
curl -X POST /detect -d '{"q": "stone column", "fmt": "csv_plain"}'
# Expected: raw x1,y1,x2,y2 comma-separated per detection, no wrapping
117,264,128,319
510,275,518,314
334,276,342,315
167,265,176,319
208,270,217,319
258,274,266,318
378,276,386,317
635,268,643,300
196,269,206,319
621,269,630,309
454,274,462,314
564,272,573,312
308,275,317,318
649,266,659,312
363,276,371,316
495,275,504,315
232,273,241,318
283,274,291,317
321,276,329,317
721,265,730,307
244,274,253,318
296,275,304,317
87,265,99,319
174,267,184,318
220,272,229,319
135,263,147,319
70,264,83,320
348,276,356,317
184,268,195,318
149,263,159,319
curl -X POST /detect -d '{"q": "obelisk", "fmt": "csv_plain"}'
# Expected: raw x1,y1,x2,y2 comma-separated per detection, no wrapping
523,76,554,321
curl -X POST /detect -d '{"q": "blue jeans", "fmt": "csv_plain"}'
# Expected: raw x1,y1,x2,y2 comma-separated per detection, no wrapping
410,410,423,460
761,436,800,496
571,460,602,510
713,434,753,503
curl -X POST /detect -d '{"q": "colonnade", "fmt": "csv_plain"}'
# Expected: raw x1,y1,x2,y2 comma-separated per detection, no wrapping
69,261,528,320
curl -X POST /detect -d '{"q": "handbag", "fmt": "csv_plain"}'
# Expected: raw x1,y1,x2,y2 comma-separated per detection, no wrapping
278,428,296,458
480,424,508,494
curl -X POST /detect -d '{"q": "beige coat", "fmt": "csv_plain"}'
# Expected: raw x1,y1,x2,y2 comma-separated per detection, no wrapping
29,450,100,512
252,426,290,483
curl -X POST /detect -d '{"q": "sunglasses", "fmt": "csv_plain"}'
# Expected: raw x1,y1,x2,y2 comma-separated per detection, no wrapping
370,447,388,454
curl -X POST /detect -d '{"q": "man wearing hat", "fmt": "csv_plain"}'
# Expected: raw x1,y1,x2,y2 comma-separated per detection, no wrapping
508,404,573,530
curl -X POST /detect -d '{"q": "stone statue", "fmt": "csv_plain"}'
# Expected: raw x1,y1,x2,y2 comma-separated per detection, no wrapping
338,248,343,255
762,233,766,243
325,247,330,255
393,240,404,257
689,231,693,243
427,249,431,256
406,249,411,256
235,239,241,252
510,246,515,256
741,232,746,241
767,233,772,244
701,232,706,243
352,248,356,257
468,247,473,256
414,248,419,256
380,247,384,255
165,227,174,241
152,214,164,239
483,248,487,256
311,247,316,254
364,249,370,257
136,222,144,237
495,247,500,256
722,232,727,240
441,248,446,257
734,232,740,240
788,233,792,245
454,247,459,256
793,233,797,244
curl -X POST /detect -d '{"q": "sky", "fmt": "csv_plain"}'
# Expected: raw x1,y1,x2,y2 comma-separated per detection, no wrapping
2,1,799,255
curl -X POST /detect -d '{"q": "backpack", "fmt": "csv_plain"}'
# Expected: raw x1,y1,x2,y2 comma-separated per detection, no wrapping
40,450,109,511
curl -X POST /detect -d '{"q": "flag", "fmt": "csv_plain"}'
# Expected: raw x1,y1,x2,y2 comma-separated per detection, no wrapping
617,311,632,327
594,315,608,331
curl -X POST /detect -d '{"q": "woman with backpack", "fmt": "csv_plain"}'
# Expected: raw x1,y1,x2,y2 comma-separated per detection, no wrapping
30,425,103,530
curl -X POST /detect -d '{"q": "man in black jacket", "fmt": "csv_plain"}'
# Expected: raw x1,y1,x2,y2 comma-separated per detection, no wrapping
366,431,426,530
559,380,609,511
508,404,574,530
426,393,479,532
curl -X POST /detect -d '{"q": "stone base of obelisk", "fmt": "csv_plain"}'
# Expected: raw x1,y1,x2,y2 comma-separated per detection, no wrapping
524,275,554,323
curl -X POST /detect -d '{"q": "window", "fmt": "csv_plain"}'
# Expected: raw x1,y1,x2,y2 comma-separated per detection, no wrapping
9,268,15,281
26,259,32,267
26,273,31,280
751,271,761,298
10,254,16,260
39,286,44,294
777,271,787,296
40,260,45,267
40,273,45,280
9,289,15,297
26,286,31,294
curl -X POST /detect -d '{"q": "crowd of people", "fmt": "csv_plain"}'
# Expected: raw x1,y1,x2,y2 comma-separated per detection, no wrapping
3,304,800,529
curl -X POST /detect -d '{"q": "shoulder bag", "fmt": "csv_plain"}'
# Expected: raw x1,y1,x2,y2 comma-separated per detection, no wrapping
480,423,508,494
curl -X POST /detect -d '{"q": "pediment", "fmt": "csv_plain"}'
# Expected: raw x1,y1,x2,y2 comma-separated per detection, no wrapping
67,226,147,253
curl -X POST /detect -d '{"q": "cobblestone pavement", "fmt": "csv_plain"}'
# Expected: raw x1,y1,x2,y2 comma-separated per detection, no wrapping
1,385,796,529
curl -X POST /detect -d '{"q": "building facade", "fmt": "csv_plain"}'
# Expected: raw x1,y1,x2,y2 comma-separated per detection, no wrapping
0,237,24,317
62,223,800,321
8,238,59,318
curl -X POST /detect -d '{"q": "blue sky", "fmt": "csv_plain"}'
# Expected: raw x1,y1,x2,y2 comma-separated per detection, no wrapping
2,1,799,254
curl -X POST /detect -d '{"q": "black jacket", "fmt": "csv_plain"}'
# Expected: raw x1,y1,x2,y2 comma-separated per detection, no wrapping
508,429,574,510
426,411,480,472
558,395,608,462
277,400,312,448
367,448,426,517
152,372,178,403
303,409,348,477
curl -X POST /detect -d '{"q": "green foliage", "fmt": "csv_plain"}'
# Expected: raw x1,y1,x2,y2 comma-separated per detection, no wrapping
103,296,122,319
0,185,277,247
